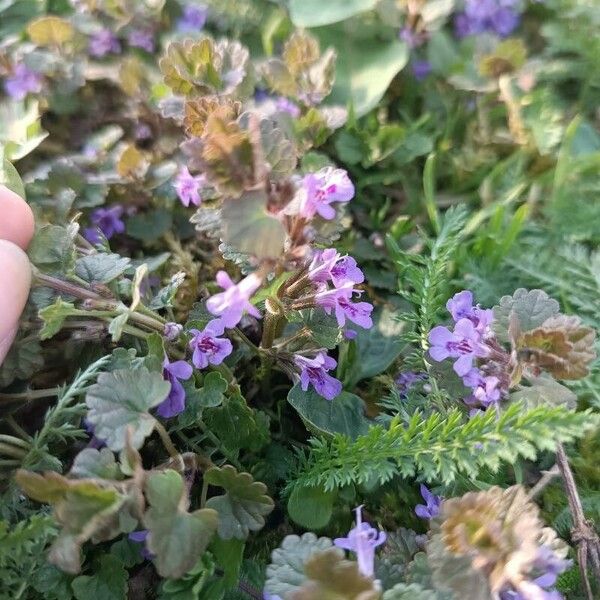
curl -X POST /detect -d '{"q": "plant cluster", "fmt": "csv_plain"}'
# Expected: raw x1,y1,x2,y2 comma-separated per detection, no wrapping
0,0,599,599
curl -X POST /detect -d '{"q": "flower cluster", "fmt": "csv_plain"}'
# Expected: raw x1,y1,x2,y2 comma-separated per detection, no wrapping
88,29,121,58
177,4,208,33
307,248,373,330
455,0,521,38
333,505,387,578
428,291,504,409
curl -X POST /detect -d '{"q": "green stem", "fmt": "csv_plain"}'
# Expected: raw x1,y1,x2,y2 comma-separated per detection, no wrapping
154,421,179,459
0,387,61,403
200,478,209,509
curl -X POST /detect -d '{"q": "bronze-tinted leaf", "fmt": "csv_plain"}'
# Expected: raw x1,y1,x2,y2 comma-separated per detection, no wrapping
184,97,241,137
289,548,382,600
283,31,321,77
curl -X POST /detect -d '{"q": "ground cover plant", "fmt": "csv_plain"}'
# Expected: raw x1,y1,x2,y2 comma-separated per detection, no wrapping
0,0,599,598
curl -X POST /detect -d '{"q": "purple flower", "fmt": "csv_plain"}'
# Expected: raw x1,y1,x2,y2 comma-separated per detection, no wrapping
315,283,373,329
299,167,355,220
275,97,301,118
415,484,442,519
454,0,520,38
128,530,154,560
294,351,342,400
428,318,488,376
4,64,42,100
308,249,364,288
333,506,386,578
157,358,193,418
412,60,432,81
462,368,501,407
177,4,208,32
84,205,125,242
206,271,262,329
188,320,233,369
395,371,427,398
128,28,155,52
447,291,494,335
88,29,121,57
164,322,183,341
174,166,205,207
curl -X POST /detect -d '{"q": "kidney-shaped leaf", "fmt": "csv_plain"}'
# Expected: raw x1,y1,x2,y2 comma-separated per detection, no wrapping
86,368,171,451
205,465,274,540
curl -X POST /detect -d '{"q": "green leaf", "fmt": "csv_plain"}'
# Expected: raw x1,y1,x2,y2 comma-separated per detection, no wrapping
0,99,48,160
205,465,274,540
0,147,26,197
126,209,173,243
75,253,131,284
72,555,127,600
28,224,76,275
343,308,405,387
265,533,339,598
0,333,43,387
69,448,122,480
15,470,124,573
287,485,335,530
85,368,171,451
39,298,77,340
314,25,408,116
493,288,560,340
287,385,370,439
211,537,245,589
203,392,269,453
221,191,287,260
143,470,218,579
289,0,378,28
510,376,577,410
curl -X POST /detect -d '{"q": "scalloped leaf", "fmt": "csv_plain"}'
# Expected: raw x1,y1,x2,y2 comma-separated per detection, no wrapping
382,583,438,600
143,469,218,579
205,465,274,540
85,368,171,451
265,532,340,597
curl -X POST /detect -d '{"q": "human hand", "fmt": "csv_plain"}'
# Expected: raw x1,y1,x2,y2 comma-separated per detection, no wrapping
0,185,34,364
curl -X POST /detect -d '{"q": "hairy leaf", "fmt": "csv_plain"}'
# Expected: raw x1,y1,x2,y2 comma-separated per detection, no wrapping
205,465,274,540
143,469,218,578
85,368,171,451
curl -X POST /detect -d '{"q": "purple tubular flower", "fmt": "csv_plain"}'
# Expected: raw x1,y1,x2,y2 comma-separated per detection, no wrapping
454,0,520,39
446,290,493,333
4,64,43,100
315,283,374,329
275,97,301,118
428,318,487,376
333,506,387,578
88,29,121,57
412,60,432,81
177,4,208,32
128,530,154,560
84,205,125,242
188,320,233,369
157,358,193,418
294,351,342,400
174,166,205,207
308,249,365,288
128,28,155,52
415,484,442,519
206,271,262,329
395,371,427,398
299,167,355,220
462,368,501,408
164,322,183,341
